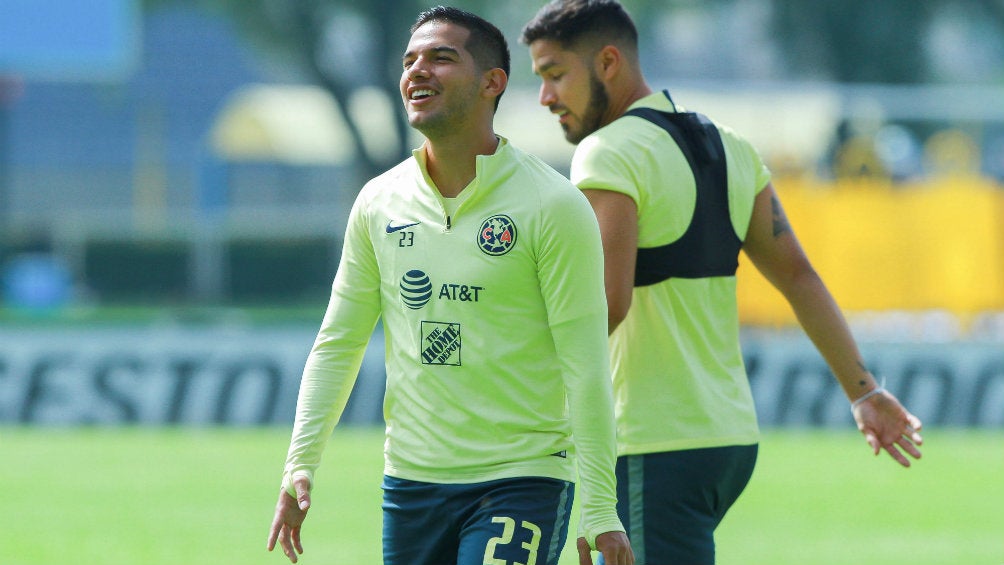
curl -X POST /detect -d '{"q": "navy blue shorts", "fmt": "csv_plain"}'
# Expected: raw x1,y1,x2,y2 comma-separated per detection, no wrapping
382,475,574,565
601,445,758,565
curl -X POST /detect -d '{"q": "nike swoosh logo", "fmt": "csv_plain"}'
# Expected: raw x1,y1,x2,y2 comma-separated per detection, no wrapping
386,221,420,233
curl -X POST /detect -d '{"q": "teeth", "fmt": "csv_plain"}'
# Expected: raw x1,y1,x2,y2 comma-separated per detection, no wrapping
411,89,436,100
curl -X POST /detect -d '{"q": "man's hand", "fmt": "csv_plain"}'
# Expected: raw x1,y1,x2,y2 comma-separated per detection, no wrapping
853,390,923,467
577,531,634,565
266,476,311,563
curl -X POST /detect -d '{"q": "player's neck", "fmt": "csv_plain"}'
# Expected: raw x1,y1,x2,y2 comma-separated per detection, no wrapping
605,77,653,127
423,132,499,198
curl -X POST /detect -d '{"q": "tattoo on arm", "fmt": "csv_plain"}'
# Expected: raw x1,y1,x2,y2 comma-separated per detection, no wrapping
770,193,791,237
857,361,869,387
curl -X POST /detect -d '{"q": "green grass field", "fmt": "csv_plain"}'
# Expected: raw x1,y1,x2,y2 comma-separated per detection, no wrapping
1,426,1001,565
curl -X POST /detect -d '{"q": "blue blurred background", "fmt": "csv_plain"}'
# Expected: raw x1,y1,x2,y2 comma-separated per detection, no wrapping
1,0,1002,429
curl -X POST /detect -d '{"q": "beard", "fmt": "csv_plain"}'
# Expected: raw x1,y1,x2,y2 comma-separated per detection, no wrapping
564,72,610,145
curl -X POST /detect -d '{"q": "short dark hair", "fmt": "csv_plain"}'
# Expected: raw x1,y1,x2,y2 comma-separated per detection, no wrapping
520,0,638,54
412,6,510,109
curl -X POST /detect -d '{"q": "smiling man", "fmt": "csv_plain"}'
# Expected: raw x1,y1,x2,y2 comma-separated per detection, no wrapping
267,6,632,565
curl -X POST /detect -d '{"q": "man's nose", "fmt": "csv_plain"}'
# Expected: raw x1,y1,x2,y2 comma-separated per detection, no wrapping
538,82,556,107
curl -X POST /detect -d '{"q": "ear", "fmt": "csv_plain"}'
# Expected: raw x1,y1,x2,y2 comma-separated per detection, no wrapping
594,45,622,81
482,68,508,100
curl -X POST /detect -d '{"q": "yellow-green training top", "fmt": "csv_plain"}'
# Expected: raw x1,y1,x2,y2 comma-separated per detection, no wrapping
282,137,623,546
572,91,771,455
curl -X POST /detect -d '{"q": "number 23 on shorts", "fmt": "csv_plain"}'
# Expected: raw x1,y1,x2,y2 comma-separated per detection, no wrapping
483,516,542,565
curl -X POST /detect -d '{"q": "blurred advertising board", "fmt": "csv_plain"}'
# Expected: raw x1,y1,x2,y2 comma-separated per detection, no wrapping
0,326,1001,428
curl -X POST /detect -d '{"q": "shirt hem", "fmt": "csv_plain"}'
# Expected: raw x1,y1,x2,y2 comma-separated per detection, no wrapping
383,459,576,485
617,433,760,456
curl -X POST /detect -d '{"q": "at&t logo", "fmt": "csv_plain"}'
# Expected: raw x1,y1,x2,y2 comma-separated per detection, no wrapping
400,270,432,309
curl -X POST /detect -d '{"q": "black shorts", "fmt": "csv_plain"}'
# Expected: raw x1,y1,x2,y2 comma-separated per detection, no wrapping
601,445,758,565
382,475,574,565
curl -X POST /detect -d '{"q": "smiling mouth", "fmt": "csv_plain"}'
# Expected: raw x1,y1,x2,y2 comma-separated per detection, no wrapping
410,89,437,101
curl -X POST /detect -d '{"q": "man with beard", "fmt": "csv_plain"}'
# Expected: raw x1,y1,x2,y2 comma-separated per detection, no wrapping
521,1,924,563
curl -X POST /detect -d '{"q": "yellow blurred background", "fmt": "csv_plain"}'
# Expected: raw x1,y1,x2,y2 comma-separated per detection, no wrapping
738,174,1004,326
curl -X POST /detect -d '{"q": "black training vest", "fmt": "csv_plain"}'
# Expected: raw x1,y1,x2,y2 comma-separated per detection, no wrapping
623,101,741,287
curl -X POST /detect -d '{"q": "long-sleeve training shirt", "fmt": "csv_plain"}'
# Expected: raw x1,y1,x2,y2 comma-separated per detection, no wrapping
281,137,623,546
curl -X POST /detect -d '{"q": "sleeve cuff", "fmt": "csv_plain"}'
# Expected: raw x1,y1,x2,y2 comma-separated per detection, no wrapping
579,520,627,550
281,470,313,498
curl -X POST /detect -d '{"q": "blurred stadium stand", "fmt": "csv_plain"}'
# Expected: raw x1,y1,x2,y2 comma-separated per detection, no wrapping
1,5,1002,326
1,7,358,305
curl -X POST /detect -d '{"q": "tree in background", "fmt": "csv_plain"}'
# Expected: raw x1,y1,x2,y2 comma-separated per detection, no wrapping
141,0,668,181
173,0,419,179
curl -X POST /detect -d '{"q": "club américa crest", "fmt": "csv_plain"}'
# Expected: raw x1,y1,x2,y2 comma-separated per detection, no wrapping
477,214,517,256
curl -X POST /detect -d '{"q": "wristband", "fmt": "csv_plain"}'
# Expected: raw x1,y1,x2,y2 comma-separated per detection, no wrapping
851,379,886,409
